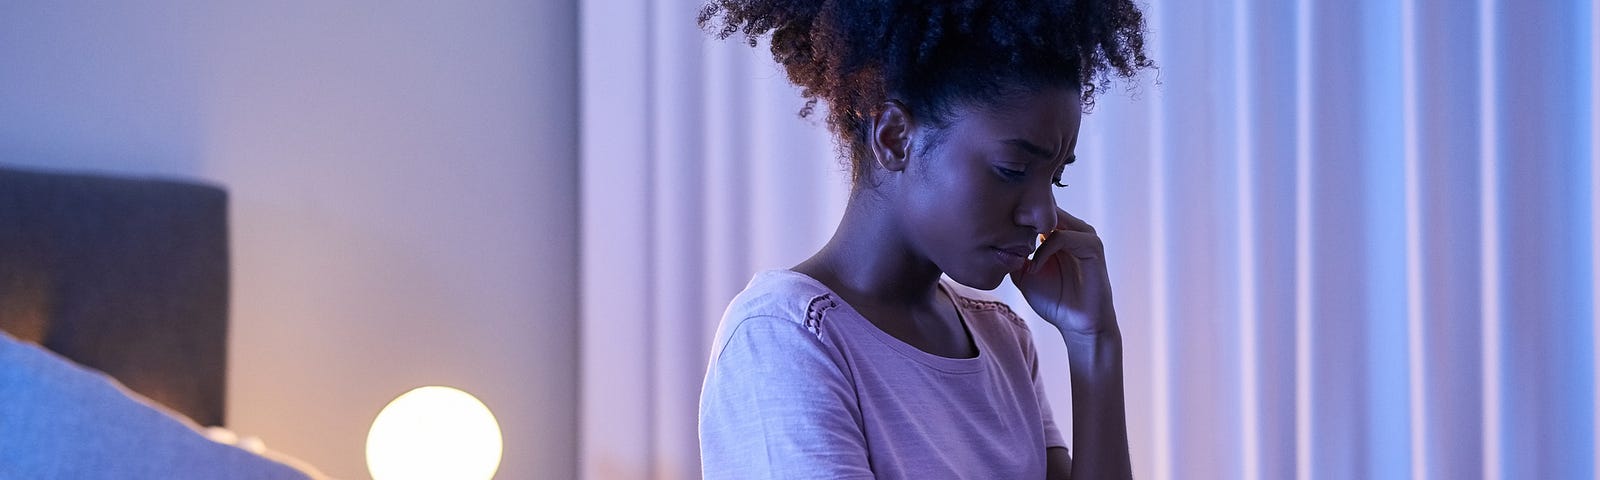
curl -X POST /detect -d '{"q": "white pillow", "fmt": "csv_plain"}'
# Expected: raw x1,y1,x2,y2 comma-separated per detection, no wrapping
0,330,321,479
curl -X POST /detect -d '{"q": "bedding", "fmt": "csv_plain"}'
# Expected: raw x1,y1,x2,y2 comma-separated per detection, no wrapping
0,330,316,479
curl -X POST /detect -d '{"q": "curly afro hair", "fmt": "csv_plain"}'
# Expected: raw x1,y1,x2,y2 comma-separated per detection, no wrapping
699,0,1154,185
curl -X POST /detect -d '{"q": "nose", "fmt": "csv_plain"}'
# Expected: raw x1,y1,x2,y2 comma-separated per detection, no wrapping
1014,183,1057,235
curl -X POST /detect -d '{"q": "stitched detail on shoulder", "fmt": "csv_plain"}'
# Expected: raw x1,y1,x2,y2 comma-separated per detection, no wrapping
803,293,839,339
955,296,1028,326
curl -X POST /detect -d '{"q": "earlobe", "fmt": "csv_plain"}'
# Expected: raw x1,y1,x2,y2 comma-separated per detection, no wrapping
870,101,913,173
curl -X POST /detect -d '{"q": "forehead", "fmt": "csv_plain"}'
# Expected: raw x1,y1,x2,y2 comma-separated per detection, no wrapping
947,87,1083,145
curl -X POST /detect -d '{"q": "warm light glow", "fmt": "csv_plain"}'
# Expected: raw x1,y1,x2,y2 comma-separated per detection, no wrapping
366,386,503,480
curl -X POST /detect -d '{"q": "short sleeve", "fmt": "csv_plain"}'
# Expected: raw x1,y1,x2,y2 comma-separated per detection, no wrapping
699,315,875,480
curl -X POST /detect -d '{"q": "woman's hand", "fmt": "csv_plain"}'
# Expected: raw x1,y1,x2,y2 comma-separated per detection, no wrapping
1009,208,1118,337
1012,209,1133,480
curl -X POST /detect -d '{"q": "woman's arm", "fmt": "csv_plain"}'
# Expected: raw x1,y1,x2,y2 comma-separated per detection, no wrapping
1015,208,1133,479
1054,327,1131,479
1047,446,1073,479
1041,328,1131,480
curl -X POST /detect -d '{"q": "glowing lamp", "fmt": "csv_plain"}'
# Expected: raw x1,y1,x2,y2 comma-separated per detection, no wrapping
366,386,503,480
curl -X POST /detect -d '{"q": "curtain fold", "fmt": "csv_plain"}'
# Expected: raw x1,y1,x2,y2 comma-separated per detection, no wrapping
579,0,1597,478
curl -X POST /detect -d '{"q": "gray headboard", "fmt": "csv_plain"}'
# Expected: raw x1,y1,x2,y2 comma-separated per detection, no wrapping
0,165,229,426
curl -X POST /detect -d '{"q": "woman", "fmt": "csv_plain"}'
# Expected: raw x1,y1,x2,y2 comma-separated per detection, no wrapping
697,1,1153,478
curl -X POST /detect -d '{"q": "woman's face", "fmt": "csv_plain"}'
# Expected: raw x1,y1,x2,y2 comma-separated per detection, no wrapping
894,87,1082,290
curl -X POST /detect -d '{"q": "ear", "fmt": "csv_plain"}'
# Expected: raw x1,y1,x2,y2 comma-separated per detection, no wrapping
869,101,914,173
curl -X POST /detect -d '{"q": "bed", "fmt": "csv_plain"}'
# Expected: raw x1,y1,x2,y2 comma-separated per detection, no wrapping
0,164,323,478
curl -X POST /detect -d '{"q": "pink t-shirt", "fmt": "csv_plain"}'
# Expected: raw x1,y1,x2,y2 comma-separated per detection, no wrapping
699,270,1066,479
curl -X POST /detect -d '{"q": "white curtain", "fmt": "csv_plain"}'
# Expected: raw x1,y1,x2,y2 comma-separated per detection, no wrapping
578,0,1597,479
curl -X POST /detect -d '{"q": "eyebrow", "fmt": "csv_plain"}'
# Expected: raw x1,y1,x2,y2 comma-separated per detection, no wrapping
1002,138,1057,160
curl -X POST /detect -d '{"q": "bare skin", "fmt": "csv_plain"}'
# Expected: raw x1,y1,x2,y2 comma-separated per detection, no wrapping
793,86,1132,479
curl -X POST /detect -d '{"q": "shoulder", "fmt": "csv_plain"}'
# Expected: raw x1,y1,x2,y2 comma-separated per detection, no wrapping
721,270,834,323
710,270,842,360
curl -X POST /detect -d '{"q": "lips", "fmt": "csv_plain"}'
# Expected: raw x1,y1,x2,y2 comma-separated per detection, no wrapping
995,244,1034,259
991,244,1034,272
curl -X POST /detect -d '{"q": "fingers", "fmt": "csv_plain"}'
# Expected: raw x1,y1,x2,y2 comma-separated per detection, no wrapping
1042,230,1104,260
1055,207,1096,234
1028,229,1103,274
1026,208,1104,274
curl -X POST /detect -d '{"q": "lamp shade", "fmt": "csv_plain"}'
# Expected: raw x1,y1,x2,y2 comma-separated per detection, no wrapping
366,386,503,480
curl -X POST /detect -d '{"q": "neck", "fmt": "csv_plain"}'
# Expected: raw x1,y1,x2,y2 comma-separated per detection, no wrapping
797,189,943,307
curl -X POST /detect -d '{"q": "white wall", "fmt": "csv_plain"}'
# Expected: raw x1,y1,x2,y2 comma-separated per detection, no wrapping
0,2,579,478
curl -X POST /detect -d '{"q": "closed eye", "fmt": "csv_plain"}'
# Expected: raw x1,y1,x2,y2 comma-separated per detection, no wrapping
996,166,1027,180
